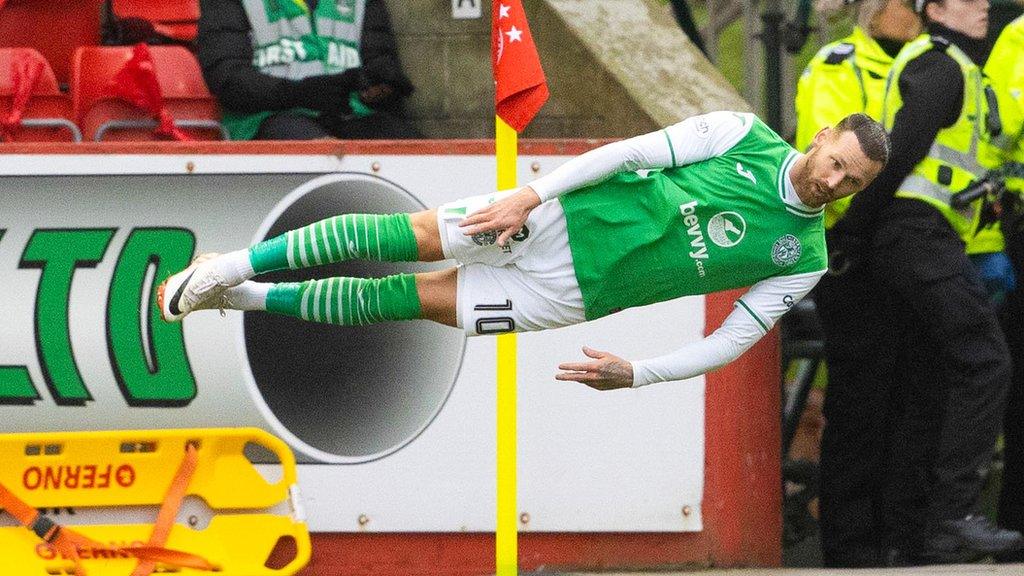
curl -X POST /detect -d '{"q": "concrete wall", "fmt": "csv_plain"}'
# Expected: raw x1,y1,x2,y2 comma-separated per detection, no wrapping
388,0,750,139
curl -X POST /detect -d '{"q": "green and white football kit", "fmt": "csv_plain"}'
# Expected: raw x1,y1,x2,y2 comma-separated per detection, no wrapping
438,111,827,385
161,111,828,387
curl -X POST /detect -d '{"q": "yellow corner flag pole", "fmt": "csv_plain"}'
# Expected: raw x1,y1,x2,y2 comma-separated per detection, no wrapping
495,116,518,576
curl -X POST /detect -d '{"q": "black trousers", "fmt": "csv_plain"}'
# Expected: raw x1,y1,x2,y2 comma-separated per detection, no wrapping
876,202,1010,524
999,288,1024,535
999,197,1024,537
817,243,909,566
819,200,1012,565
254,110,422,141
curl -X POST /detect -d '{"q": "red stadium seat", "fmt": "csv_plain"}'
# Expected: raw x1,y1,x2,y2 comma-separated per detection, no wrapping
0,0,104,87
110,0,200,43
0,48,80,142
72,45,227,142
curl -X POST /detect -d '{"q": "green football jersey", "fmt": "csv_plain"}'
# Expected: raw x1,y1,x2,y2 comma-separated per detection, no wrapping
559,117,827,321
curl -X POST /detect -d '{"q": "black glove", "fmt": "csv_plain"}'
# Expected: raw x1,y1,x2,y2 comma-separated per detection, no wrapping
825,221,866,276
1001,192,1024,271
362,56,414,102
283,68,369,112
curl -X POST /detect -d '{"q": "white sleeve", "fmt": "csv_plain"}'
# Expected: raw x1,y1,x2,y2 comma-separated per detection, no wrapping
528,111,756,202
630,269,825,387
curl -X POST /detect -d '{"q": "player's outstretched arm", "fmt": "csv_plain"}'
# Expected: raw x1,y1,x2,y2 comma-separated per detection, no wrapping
630,270,824,387
556,346,634,391
526,110,753,204
554,271,822,391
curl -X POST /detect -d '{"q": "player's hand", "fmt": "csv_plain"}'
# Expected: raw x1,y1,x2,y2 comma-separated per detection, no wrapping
459,187,542,247
556,346,634,391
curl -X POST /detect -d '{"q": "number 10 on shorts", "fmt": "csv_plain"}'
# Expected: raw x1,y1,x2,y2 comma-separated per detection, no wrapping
475,300,515,334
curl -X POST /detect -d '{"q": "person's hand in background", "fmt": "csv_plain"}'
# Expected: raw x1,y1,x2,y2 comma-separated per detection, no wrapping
285,67,368,113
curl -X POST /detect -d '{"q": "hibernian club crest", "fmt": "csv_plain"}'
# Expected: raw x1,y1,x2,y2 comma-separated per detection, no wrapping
472,231,498,246
471,226,529,247
772,234,802,267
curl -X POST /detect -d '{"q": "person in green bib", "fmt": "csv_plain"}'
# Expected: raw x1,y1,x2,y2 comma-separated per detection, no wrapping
157,111,886,388
197,0,419,140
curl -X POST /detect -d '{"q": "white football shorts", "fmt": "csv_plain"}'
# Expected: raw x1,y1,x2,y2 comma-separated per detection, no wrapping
436,190,586,335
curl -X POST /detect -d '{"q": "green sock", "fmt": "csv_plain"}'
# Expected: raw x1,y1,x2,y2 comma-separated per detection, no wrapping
265,274,422,325
249,213,419,274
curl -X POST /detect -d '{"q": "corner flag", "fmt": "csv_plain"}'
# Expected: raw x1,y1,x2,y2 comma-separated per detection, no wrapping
492,1,549,133
492,3,546,575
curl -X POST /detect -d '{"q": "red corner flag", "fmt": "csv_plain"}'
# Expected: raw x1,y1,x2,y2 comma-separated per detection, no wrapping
492,1,548,133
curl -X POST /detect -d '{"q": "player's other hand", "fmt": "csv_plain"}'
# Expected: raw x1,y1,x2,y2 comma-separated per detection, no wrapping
459,187,542,246
556,346,634,391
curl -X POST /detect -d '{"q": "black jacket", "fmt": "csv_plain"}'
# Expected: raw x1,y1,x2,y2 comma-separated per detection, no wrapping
836,23,992,240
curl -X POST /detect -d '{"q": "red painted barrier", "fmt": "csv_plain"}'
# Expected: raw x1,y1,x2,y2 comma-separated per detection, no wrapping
703,289,783,567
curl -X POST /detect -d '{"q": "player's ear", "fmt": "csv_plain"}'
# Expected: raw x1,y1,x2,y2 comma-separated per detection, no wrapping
811,126,833,148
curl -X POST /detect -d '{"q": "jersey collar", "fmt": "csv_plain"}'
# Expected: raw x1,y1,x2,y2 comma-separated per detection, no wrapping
779,151,823,218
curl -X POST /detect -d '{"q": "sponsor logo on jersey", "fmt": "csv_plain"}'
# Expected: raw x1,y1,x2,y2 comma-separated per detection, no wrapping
772,235,802,267
707,212,746,248
679,200,708,277
783,295,794,308
736,162,757,185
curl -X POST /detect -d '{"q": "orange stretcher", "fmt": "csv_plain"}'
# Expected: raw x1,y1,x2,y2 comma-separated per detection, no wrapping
0,428,310,576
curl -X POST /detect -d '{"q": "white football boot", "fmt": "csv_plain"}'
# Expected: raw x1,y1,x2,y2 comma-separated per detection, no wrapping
158,253,236,322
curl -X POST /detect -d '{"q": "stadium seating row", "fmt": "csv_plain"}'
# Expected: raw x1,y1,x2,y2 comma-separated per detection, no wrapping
0,0,211,143
0,46,224,143
0,0,198,86
113,0,200,43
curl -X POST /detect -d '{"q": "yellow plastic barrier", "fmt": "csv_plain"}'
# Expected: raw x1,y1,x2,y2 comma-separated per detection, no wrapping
0,428,310,576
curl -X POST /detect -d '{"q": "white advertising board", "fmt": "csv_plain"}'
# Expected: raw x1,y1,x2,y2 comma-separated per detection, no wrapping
0,151,704,532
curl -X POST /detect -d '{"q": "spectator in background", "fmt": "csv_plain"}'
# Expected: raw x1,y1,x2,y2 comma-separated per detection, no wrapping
988,0,1024,42
794,0,923,566
795,0,921,226
986,13,1024,563
829,0,1024,564
196,0,420,141
667,0,707,55
101,0,196,48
